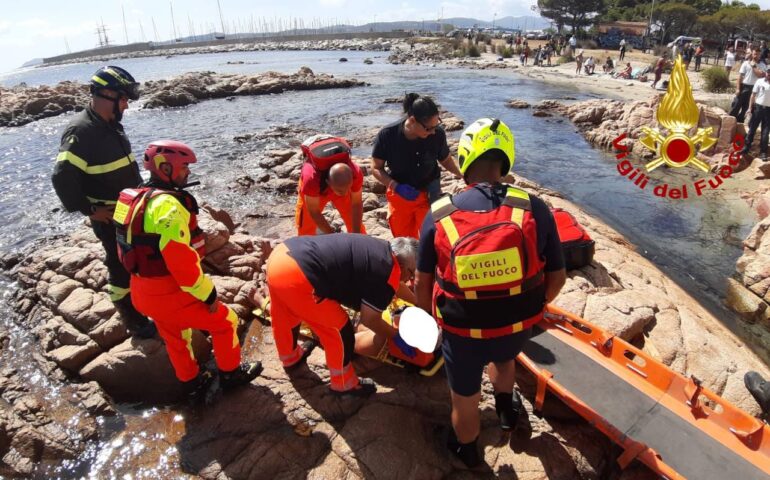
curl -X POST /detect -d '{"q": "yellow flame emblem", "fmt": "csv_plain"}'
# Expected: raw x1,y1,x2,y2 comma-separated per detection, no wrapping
640,55,716,172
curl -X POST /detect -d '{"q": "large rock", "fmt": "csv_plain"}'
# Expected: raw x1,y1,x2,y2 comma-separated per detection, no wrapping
0,81,88,127
141,69,366,109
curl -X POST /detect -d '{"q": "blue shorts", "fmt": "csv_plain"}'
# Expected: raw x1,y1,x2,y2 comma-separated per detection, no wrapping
441,329,532,397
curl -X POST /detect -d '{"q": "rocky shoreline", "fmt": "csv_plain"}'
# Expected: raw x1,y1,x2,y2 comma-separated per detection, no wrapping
0,111,768,477
0,67,365,127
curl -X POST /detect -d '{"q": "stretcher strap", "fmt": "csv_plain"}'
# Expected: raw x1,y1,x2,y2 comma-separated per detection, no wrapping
617,441,650,469
534,368,553,411
684,375,706,417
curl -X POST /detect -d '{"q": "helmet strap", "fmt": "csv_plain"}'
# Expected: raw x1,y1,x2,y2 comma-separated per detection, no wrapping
93,90,123,122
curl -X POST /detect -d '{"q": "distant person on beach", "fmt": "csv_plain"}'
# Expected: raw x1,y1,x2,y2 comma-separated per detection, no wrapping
603,56,614,73
740,68,770,161
725,46,736,79
575,50,584,75
694,44,704,72
371,93,461,239
652,53,668,89
51,66,156,339
115,140,263,402
619,38,626,61
294,135,365,236
584,56,595,75
730,48,767,123
615,62,633,79
683,43,694,70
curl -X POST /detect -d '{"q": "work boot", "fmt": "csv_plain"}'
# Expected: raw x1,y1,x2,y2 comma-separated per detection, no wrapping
283,340,318,373
220,362,263,391
745,371,770,415
446,430,481,468
495,390,523,432
113,297,157,339
330,378,377,398
183,370,215,405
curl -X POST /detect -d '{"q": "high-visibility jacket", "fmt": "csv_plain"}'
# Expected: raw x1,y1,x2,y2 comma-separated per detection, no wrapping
52,106,142,215
431,186,545,339
114,185,214,303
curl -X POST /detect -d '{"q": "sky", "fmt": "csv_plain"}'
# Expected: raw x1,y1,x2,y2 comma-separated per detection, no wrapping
0,0,542,73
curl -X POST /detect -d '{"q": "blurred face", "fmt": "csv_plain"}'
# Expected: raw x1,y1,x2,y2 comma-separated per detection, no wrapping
753,49,761,61
411,114,442,139
172,163,191,187
400,257,416,283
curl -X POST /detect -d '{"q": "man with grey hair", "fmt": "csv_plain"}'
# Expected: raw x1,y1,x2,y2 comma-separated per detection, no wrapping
264,233,418,397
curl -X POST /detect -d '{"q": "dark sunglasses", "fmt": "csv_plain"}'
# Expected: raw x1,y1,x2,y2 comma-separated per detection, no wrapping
418,117,443,133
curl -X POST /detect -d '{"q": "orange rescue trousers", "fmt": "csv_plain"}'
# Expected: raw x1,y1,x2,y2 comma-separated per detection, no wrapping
131,275,241,382
266,243,359,392
386,185,429,239
295,191,366,236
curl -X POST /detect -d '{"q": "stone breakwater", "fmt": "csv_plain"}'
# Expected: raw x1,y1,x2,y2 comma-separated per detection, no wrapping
0,68,365,127
43,38,395,67
1,116,767,477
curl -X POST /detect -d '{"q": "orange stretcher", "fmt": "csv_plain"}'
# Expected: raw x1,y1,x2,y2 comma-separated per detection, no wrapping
518,305,770,479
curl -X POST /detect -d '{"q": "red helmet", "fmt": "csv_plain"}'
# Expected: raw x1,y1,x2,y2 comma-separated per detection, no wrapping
143,140,197,182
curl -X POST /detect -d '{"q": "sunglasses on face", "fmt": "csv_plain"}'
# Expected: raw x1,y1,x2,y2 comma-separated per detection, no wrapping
418,117,443,133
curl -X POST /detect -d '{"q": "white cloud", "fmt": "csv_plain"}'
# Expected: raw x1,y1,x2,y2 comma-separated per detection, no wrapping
320,0,347,6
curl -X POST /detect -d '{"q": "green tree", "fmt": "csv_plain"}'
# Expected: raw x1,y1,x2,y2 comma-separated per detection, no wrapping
537,0,605,34
653,3,698,42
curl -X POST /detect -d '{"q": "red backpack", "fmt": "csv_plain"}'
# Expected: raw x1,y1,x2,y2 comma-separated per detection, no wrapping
300,135,352,171
551,208,595,270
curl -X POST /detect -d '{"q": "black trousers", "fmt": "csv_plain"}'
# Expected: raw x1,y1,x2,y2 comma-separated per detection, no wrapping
91,220,131,298
730,84,754,123
743,105,770,156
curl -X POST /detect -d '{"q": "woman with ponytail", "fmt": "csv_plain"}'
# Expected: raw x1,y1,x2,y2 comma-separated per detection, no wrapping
371,93,461,239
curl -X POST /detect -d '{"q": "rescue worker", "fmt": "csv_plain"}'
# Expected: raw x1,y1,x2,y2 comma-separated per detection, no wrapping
265,234,418,397
415,118,566,467
113,140,262,400
371,93,462,239
295,135,365,235
51,66,155,338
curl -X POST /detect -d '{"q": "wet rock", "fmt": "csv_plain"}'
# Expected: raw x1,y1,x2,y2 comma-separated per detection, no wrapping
507,99,531,109
140,69,365,109
363,58,373,65
0,81,88,127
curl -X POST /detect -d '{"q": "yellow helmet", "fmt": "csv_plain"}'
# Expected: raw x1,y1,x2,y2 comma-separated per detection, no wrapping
457,118,515,177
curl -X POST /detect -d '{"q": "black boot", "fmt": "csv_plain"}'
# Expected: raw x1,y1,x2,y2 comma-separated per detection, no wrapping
446,430,481,468
329,377,377,398
183,370,215,405
113,296,157,339
220,362,263,391
284,339,318,372
495,390,523,431
745,371,770,415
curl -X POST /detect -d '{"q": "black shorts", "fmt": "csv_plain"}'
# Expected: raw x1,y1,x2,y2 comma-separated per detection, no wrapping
441,329,532,397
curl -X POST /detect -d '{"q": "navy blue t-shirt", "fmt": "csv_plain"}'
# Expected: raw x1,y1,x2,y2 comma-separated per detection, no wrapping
418,183,565,326
372,118,450,190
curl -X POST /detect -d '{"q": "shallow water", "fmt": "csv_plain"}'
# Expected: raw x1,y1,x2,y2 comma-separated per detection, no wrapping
0,50,758,476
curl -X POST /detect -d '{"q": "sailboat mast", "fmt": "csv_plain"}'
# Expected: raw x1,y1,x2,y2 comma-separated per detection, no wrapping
170,1,179,40
218,0,226,35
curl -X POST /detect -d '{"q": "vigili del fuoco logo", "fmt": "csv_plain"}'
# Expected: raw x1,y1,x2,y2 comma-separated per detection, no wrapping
613,55,744,199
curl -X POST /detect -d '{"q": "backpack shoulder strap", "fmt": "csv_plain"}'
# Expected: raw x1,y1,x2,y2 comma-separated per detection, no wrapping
430,195,460,246
501,186,532,227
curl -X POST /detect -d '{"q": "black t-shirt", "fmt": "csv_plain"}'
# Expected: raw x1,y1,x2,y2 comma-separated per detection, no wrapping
285,233,399,312
417,183,565,325
372,118,450,190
